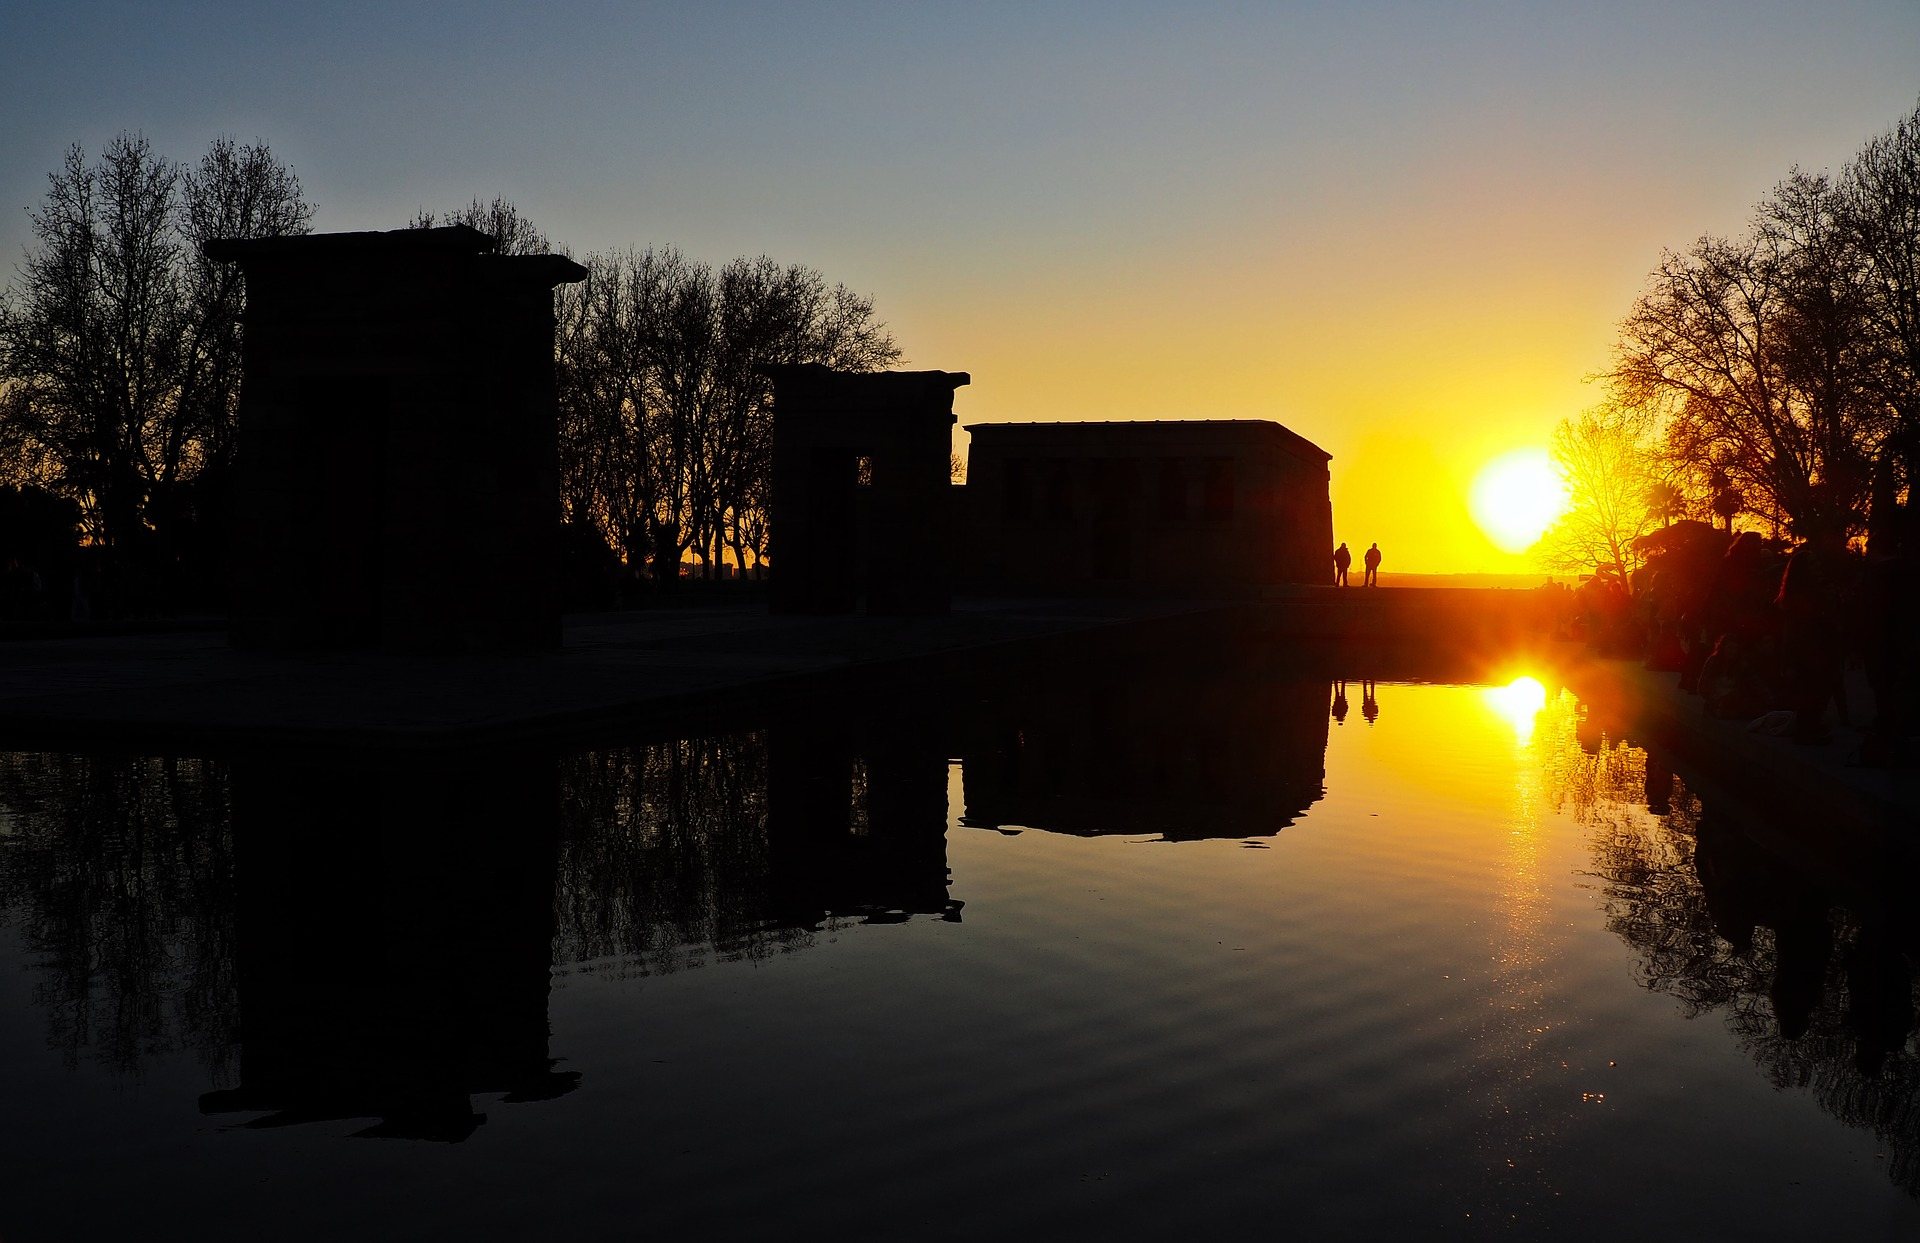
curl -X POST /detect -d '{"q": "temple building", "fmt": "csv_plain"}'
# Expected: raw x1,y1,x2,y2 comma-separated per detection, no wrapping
207,226,585,653
961,420,1332,592
765,364,968,615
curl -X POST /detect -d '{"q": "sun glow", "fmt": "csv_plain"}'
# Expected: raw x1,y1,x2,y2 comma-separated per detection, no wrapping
1482,676,1549,744
1469,449,1569,554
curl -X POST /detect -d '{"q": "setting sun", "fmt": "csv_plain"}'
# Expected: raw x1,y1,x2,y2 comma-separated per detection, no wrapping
1469,449,1568,555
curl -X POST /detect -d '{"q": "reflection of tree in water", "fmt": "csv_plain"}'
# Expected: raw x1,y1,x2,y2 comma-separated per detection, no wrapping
0,753,237,1077
0,726,942,1082
553,733,817,977
1534,692,1920,1195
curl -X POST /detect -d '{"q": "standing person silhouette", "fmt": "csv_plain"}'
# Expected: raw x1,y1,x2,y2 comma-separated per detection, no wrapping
1363,542,1381,586
1332,542,1352,586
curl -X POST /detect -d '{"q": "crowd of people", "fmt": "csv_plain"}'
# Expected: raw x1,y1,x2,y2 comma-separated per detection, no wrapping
1560,516,1917,762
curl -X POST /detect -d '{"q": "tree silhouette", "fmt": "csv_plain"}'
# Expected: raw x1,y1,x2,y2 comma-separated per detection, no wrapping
1538,405,1662,589
1842,100,1920,508
1607,102,1920,544
1538,697,1920,1198
0,134,311,597
554,246,900,583
408,194,550,256
1610,185,1882,544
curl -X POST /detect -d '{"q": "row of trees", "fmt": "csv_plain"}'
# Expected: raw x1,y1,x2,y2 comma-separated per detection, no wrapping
0,138,903,610
1545,100,1920,584
552,246,898,580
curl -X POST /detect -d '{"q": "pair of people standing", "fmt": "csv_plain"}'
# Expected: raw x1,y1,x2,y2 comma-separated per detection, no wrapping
1332,542,1382,586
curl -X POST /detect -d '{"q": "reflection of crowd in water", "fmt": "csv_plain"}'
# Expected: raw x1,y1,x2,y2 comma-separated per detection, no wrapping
1534,693,1920,1196
1550,516,1916,760
1329,679,1379,727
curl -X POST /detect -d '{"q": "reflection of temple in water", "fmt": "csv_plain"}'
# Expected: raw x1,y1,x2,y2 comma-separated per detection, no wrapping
201,754,578,1141
766,708,962,926
210,723,967,1136
954,662,1329,840
0,729,965,1140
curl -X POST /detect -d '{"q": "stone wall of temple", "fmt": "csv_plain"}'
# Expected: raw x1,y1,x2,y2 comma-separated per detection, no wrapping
961,419,1333,592
208,227,585,652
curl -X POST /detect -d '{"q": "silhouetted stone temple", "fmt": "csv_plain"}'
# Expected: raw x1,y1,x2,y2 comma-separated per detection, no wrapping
765,364,969,615
205,226,587,652
962,420,1332,592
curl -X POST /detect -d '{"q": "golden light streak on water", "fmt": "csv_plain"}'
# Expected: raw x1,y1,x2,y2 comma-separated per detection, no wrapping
1477,674,1562,1205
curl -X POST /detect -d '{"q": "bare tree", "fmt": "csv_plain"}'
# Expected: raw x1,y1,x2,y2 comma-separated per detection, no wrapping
1612,167,1893,544
410,195,550,255
555,248,676,573
1539,406,1663,589
1841,99,1920,499
0,134,310,576
1,137,177,550
699,257,902,577
1760,170,1891,537
164,139,313,524
554,245,899,585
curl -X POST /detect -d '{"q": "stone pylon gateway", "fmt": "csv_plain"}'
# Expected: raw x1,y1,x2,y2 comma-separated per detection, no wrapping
764,364,969,615
206,226,586,653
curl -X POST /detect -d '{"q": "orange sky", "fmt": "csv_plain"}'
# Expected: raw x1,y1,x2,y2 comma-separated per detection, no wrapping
6,6,1917,573
914,205,1635,575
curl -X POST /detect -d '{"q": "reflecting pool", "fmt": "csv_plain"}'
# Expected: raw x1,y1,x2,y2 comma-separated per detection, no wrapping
0,660,1914,1239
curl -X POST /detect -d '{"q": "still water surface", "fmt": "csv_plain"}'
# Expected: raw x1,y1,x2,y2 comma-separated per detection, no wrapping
0,663,1914,1239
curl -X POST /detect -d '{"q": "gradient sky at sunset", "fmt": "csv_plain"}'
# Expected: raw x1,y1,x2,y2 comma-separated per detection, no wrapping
5,2,1917,571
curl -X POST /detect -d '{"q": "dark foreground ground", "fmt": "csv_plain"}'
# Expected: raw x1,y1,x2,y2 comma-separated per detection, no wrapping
0,597,1216,751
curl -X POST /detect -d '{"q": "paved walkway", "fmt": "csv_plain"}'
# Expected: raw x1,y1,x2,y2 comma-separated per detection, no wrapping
0,598,1215,752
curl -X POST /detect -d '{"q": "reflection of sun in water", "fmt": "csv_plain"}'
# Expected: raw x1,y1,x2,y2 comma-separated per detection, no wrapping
1485,676,1556,1199
1484,675,1549,745
1471,449,1569,553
